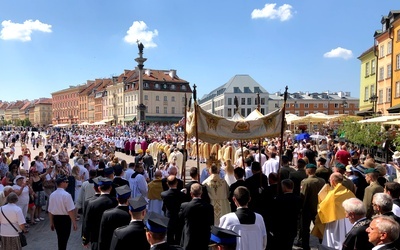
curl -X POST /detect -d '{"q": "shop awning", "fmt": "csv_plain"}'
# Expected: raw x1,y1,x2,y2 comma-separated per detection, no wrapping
355,108,373,116
123,116,136,122
387,104,400,113
145,116,182,122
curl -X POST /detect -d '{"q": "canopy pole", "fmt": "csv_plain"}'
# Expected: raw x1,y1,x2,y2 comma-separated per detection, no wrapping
193,84,200,180
182,93,188,183
278,86,289,193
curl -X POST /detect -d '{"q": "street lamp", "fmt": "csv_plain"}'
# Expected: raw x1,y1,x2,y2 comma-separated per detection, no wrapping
369,95,378,114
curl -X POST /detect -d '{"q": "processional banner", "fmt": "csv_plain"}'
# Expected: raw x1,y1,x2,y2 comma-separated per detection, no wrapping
186,104,285,144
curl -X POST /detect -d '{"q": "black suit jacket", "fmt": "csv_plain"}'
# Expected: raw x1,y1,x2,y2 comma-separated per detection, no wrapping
271,193,301,238
184,181,210,203
161,188,186,244
244,172,268,215
229,179,246,212
110,221,150,250
83,194,118,244
150,242,183,250
179,198,214,250
112,177,129,188
375,243,399,250
342,218,373,250
98,206,130,250
162,178,184,191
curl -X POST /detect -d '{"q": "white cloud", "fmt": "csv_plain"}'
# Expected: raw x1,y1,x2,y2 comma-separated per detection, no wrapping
323,47,353,60
124,21,158,48
0,19,52,42
251,3,293,21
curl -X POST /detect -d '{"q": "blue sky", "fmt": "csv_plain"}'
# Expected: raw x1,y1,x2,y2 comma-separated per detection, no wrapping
0,0,398,102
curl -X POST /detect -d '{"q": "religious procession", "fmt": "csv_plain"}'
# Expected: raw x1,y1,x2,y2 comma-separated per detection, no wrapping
0,88,399,250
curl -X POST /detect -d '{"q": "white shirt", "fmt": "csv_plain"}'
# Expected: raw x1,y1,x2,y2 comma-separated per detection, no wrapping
393,203,400,217
262,158,279,177
0,203,26,236
48,188,75,215
13,184,29,205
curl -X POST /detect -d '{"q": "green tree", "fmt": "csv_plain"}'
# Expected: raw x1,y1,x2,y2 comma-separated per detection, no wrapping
338,119,382,148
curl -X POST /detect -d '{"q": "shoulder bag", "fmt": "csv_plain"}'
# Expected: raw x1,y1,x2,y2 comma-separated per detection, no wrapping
1,207,27,247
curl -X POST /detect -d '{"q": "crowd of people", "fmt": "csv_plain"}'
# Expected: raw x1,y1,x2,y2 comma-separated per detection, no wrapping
0,125,399,249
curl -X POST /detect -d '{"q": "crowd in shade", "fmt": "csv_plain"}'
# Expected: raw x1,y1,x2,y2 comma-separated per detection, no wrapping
0,124,399,249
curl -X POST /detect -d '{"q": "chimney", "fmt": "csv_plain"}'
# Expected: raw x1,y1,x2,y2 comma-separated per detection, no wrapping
124,69,129,75
145,69,151,76
169,69,176,79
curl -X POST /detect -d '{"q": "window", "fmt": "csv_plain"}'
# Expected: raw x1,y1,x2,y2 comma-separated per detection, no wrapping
261,98,265,105
388,40,392,55
396,82,400,98
241,98,245,105
334,103,339,108
387,64,392,78
181,85,186,90
380,45,385,57
155,83,160,89
371,85,375,96
234,87,241,93
247,108,251,116
398,29,400,41
387,88,391,102
227,108,232,117
164,96,167,101
294,103,299,108
164,107,167,114
156,107,159,113
171,107,175,114
378,90,383,104
323,103,328,108
228,98,232,105
304,111,309,116
274,103,279,108
247,98,251,105
314,103,318,108
144,82,149,88
171,96,175,102
260,108,265,114
144,95,148,101
286,103,290,108
241,108,245,115
304,103,309,108
365,62,370,76
156,96,159,101
379,67,384,81
170,84,176,90
397,54,400,70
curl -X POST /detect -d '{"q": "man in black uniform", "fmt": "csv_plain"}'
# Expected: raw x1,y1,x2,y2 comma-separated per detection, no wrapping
82,177,118,250
183,167,210,203
145,212,183,250
228,167,245,212
98,185,131,250
110,196,150,250
161,175,186,245
179,183,214,250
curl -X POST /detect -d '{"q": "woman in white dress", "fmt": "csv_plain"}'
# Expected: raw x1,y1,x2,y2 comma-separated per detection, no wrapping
71,165,83,220
22,148,31,172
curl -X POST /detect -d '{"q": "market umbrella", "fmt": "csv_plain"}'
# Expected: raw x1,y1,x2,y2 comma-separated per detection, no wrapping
295,132,310,141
